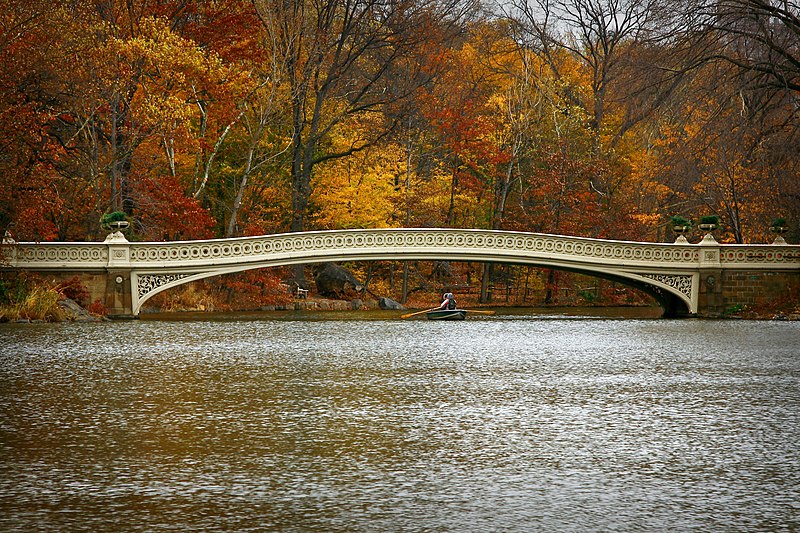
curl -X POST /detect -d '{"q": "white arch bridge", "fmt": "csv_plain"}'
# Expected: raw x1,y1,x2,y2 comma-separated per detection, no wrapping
3,228,799,318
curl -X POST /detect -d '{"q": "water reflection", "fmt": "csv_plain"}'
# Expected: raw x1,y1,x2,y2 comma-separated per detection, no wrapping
1,314,799,531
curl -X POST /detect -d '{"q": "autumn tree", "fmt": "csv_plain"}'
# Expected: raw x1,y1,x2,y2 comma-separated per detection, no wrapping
252,0,477,232
641,0,800,243
499,0,703,239
0,0,67,240
250,0,478,286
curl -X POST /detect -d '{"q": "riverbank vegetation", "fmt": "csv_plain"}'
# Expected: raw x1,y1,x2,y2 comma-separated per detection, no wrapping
0,274,104,322
0,0,797,313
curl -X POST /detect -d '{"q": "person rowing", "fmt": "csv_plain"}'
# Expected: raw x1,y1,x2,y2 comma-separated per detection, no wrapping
437,292,457,310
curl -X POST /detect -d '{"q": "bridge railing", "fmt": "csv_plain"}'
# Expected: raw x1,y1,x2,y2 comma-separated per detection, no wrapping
3,228,798,272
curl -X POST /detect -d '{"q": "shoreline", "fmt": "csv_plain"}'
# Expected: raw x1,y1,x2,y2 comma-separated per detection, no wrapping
3,297,798,323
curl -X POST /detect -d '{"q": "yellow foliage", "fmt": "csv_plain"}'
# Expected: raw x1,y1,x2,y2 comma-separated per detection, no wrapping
311,124,406,229
630,213,662,227
0,286,64,322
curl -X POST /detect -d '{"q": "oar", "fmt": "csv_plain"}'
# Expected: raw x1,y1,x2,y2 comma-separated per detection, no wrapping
463,309,496,315
400,307,437,319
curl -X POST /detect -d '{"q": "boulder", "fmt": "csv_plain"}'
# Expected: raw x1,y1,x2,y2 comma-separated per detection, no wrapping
57,298,103,322
379,297,405,310
314,263,364,299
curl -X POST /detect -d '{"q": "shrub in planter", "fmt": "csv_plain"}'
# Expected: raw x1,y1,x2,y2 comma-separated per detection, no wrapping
770,217,788,233
669,215,692,234
100,211,129,232
699,215,721,231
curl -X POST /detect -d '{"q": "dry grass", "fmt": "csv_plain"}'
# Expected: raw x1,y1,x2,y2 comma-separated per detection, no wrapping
151,284,218,312
0,285,65,322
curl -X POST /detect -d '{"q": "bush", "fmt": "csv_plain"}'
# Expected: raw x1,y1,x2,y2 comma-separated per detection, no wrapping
100,211,129,231
0,273,85,322
669,215,691,228
771,217,787,228
0,276,28,305
0,284,64,322
55,275,90,306
86,299,108,316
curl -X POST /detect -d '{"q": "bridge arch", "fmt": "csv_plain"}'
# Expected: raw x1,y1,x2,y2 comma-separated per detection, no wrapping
127,229,698,317
135,261,692,317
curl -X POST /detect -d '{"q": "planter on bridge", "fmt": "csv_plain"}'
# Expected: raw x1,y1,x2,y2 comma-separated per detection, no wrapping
108,221,129,232
670,216,692,243
100,211,130,241
698,215,721,234
771,218,789,245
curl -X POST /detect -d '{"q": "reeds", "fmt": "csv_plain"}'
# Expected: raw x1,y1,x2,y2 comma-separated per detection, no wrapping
0,282,66,322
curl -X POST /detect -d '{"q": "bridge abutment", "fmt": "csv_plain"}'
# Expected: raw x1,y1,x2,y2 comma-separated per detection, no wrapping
105,270,135,319
698,269,725,317
711,270,800,317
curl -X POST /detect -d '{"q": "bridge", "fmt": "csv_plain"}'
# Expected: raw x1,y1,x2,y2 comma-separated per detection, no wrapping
2,228,798,318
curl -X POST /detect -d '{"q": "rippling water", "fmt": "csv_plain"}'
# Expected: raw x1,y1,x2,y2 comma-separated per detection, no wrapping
1,311,799,531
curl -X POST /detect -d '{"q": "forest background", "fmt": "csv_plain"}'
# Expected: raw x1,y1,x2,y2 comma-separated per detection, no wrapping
1,0,798,314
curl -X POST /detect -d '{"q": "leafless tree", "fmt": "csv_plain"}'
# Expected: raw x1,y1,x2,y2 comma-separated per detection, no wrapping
499,0,691,141
687,0,800,95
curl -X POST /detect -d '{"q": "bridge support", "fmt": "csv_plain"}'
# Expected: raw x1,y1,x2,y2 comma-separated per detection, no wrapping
697,234,725,317
693,234,800,317
105,270,135,319
698,269,724,316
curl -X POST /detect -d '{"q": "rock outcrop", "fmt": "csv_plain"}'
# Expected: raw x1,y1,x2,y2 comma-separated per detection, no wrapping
314,263,364,299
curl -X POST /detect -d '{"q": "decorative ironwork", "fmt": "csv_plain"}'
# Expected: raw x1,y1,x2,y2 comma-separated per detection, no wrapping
137,273,193,299
6,230,796,273
640,274,694,299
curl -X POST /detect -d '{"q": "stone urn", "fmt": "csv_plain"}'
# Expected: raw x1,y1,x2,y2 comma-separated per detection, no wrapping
672,225,690,243
672,225,689,235
103,217,130,242
109,220,129,232
698,216,720,234
669,216,692,243
770,219,788,244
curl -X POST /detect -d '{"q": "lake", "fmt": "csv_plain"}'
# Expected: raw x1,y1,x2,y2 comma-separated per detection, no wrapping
1,309,798,531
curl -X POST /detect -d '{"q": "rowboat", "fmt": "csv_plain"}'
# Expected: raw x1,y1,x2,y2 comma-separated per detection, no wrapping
426,308,467,321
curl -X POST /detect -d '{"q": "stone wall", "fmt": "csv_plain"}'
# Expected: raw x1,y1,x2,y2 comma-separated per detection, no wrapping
723,270,800,307
6,270,133,318
697,269,799,317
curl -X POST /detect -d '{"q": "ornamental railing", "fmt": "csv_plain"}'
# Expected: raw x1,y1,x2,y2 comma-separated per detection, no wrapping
3,228,798,272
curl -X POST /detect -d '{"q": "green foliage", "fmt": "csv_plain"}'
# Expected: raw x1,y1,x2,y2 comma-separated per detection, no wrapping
700,215,721,226
100,211,129,230
578,289,597,303
723,303,744,316
0,278,26,305
669,215,692,229
771,217,787,228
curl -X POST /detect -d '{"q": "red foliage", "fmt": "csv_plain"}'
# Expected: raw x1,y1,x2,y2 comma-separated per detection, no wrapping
132,174,216,241
211,269,293,310
86,299,108,316
55,276,90,306
504,145,611,237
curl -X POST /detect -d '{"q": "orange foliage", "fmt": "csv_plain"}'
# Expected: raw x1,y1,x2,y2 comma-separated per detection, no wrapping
132,174,216,241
